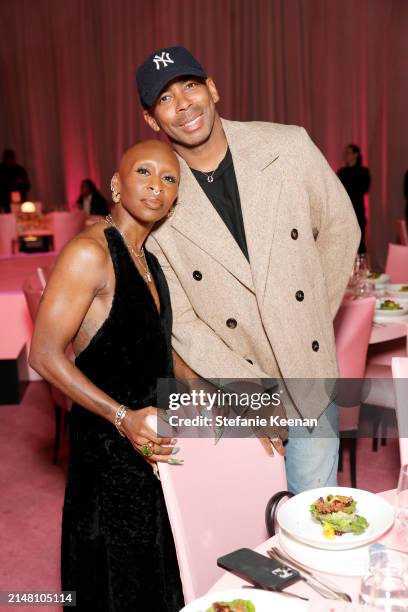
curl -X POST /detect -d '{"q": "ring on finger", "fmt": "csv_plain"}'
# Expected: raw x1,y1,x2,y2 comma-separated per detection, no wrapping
141,443,154,458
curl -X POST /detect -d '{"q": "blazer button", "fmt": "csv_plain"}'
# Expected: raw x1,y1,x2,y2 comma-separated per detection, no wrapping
193,270,202,281
295,290,304,302
291,228,298,240
246,358,254,365
226,318,237,329
312,340,319,352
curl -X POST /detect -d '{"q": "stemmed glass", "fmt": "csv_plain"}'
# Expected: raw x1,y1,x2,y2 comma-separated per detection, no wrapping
358,253,370,278
349,254,375,298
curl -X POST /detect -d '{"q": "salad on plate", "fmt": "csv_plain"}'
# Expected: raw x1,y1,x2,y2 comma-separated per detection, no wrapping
206,601,255,612
378,299,403,311
310,494,369,539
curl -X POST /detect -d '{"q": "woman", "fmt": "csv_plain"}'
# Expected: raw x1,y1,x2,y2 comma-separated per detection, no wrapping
76,178,109,216
337,144,371,253
29,140,184,611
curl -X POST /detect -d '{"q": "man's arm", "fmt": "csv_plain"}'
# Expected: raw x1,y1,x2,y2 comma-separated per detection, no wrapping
301,128,361,318
149,236,270,380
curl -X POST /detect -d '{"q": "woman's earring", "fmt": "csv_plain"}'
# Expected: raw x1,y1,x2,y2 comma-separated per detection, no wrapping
110,177,121,204
167,206,175,218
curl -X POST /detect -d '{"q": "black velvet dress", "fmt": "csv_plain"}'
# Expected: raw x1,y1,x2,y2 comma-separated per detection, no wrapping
61,227,184,612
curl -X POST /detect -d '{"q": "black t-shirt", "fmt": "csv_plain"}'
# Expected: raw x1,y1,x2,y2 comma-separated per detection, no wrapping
190,148,249,260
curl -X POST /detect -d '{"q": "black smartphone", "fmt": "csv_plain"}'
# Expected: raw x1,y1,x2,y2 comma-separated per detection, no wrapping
217,548,301,591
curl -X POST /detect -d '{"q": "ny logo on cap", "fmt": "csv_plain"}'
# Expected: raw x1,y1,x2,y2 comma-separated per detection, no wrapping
153,52,174,70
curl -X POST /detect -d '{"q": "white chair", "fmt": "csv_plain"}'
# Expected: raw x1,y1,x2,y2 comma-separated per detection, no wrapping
157,432,288,603
392,357,408,465
0,213,18,255
46,210,86,252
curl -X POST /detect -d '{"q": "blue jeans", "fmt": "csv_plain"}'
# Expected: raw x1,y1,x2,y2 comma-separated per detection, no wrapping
284,402,339,494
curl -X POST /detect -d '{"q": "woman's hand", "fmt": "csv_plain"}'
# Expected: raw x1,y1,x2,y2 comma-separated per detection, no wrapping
121,406,183,467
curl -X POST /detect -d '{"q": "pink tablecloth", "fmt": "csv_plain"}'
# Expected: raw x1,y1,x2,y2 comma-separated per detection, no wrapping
207,490,406,606
369,318,408,345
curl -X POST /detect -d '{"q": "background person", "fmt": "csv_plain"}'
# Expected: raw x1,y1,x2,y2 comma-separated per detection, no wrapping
76,178,109,216
0,149,30,212
337,144,370,253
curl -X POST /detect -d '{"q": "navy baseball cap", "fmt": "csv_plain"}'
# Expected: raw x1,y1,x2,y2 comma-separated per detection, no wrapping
136,46,207,109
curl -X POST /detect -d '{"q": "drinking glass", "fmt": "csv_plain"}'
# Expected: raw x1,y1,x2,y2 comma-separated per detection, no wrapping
359,544,408,609
354,279,376,298
396,464,408,538
357,253,370,278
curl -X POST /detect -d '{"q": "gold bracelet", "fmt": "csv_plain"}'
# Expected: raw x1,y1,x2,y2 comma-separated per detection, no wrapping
114,404,128,437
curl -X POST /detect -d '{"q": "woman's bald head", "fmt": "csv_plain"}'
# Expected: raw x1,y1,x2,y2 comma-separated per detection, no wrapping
118,140,179,179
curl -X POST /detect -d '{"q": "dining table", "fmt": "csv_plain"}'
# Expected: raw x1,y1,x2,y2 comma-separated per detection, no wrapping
206,489,407,609
347,282,408,367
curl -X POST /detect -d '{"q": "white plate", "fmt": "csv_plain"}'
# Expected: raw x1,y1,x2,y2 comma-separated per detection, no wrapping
277,487,394,551
386,283,408,297
375,299,408,316
279,529,369,577
179,588,308,611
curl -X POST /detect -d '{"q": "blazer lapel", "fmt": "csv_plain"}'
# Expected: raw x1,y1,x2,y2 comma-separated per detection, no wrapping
222,119,282,301
171,155,255,292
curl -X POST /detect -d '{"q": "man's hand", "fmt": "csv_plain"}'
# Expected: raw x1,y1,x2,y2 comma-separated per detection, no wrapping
258,436,285,457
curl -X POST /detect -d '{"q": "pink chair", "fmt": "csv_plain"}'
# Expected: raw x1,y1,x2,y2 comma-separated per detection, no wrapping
22,276,73,464
392,357,408,465
334,296,376,487
0,213,18,255
157,434,287,603
385,243,408,283
46,210,86,252
397,219,408,246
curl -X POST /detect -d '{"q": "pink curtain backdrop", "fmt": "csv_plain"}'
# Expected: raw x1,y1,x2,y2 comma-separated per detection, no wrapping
1,0,407,267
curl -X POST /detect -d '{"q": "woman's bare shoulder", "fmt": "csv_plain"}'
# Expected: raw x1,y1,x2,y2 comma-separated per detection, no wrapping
53,223,111,280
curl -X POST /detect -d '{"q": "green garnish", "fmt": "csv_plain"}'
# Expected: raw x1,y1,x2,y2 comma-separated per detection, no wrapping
206,600,255,612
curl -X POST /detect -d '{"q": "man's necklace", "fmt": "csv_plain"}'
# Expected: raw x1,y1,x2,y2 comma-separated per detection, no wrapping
104,214,152,283
201,169,216,183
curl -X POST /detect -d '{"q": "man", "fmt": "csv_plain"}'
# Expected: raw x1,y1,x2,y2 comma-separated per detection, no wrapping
136,47,360,493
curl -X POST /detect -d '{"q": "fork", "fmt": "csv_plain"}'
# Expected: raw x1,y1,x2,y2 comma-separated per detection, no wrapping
267,547,352,603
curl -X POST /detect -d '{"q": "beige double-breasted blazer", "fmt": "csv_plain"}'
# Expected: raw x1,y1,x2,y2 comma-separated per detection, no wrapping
148,119,360,419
